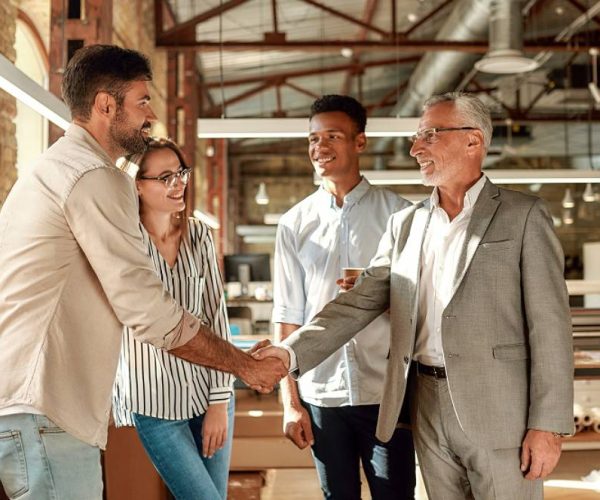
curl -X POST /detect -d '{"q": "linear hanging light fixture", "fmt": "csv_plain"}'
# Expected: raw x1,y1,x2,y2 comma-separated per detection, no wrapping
314,169,600,186
197,117,420,139
0,53,70,130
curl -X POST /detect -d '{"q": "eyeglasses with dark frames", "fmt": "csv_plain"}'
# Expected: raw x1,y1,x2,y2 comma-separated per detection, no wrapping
139,167,191,189
409,127,478,144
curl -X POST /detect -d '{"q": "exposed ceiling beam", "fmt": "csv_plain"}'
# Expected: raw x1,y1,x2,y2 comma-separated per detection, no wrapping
156,38,598,52
298,0,389,38
404,0,455,37
204,55,420,89
284,81,320,100
366,80,408,112
565,0,600,26
157,0,251,44
207,80,275,116
341,0,379,95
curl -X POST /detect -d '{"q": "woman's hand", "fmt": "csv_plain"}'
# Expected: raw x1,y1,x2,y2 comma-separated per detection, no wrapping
202,403,228,458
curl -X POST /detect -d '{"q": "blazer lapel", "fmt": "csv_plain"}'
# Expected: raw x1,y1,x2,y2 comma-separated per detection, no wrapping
452,180,500,295
401,201,432,323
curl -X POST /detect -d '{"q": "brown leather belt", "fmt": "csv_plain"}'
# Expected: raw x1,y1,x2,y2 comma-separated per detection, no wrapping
417,362,447,379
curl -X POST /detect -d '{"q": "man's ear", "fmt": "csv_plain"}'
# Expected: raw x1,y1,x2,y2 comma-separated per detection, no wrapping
93,91,116,118
466,130,484,152
355,132,367,153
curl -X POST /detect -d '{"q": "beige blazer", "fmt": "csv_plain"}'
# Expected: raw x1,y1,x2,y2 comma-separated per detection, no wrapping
286,180,574,449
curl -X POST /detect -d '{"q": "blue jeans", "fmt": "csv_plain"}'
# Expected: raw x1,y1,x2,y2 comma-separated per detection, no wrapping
304,402,415,500
132,400,234,500
0,413,102,500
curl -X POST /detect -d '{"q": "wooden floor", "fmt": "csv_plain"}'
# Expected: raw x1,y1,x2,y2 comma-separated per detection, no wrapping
261,450,600,499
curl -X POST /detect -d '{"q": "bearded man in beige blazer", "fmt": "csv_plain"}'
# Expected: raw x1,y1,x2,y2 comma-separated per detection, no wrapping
255,92,573,499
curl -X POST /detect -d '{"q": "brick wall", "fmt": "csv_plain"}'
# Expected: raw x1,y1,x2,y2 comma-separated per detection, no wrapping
19,0,50,49
0,0,18,206
113,0,168,130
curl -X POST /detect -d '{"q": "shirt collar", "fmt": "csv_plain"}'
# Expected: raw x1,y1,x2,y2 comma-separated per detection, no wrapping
318,176,371,209
65,124,115,166
430,173,487,211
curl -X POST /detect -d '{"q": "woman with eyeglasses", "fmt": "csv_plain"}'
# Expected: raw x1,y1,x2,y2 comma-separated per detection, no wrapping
112,138,234,500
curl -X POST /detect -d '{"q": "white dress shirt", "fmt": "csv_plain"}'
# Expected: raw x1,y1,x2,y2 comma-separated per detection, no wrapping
414,174,487,367
273,178,410,407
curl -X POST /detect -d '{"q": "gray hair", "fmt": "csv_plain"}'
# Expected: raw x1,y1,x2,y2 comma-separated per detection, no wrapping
423,92,493,150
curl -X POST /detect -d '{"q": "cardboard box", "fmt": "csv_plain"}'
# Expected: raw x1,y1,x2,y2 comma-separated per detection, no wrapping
227,471,266,500
232,389,314,469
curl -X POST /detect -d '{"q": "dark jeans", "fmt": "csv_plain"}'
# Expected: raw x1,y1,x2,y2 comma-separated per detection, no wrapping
303,402,415,500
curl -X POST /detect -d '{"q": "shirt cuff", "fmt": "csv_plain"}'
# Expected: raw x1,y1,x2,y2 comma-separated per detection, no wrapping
162,310,201,350
277,343,298,372
209,388,233,404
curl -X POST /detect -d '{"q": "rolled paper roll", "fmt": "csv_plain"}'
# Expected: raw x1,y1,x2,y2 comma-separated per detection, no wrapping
575,422,585,434
574,403,585,425
582,409,593,427
591,407,600,433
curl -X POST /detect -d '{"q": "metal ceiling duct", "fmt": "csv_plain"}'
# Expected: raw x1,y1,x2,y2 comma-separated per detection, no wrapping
475,0,539,74
374,0,494,166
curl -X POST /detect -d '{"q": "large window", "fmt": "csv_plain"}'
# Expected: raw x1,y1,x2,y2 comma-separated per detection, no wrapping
14,15,48,175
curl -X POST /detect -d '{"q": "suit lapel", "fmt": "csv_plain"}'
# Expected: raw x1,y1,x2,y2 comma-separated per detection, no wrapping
452,180,500,295
402,201,431,323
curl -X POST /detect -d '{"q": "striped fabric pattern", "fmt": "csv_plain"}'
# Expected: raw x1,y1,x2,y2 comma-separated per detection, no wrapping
113,218,233,426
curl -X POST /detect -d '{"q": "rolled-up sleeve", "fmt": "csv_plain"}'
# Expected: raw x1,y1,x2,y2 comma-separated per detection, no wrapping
63,167,198,350
272,221,306,325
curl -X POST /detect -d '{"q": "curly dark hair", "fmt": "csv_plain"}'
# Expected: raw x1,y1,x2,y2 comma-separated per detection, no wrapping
309,95,367,134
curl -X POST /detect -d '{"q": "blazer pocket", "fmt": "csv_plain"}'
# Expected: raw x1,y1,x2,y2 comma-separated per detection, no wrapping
479,239,515,250
493,343,529,360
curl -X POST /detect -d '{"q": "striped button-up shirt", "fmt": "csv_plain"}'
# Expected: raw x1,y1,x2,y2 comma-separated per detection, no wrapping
113,219,234,425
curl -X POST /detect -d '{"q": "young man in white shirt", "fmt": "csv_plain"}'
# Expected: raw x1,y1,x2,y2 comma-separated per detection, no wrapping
272,95,415,499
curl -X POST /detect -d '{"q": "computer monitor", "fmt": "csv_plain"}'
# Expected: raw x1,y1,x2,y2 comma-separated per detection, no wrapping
223,253,271,289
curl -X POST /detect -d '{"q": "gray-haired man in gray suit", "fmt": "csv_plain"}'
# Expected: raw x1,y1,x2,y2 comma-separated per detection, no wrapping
254,92,573,499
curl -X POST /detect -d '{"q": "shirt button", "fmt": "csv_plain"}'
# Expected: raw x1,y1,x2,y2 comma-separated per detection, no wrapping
403,356,409,364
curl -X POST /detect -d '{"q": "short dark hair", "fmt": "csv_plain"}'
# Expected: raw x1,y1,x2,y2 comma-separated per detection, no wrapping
62,44,153,121
310,95,367,134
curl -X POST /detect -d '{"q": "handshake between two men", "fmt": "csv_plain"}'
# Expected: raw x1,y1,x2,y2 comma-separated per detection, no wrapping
237,340,291,392
226,270,364,392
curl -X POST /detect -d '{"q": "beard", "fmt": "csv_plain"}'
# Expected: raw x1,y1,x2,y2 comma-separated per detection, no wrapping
109,106,151,156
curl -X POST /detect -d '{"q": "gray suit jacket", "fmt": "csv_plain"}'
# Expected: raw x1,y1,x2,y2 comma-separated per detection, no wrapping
285,179,574,449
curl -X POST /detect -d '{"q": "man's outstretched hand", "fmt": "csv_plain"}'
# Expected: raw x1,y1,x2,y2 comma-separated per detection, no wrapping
236,339,290,393
251,342,291,370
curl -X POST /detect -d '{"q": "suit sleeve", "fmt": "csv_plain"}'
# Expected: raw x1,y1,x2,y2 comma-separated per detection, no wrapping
522,199,574,434
284,213,395,377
